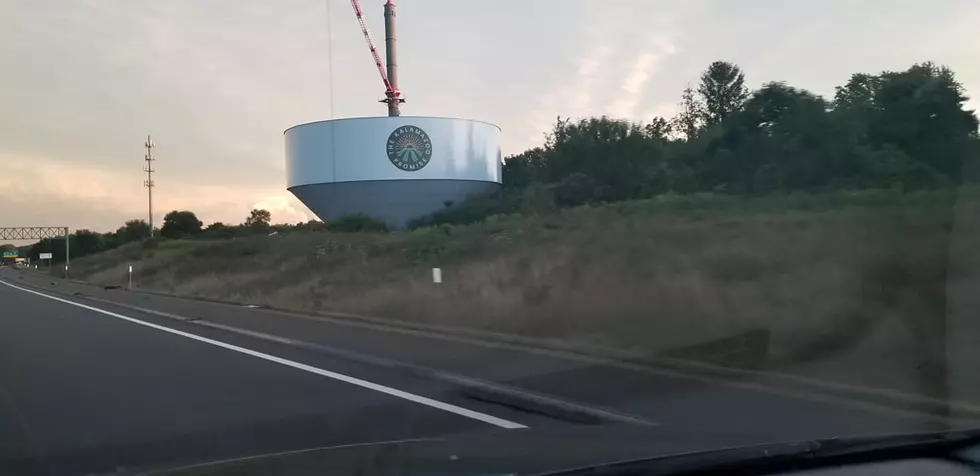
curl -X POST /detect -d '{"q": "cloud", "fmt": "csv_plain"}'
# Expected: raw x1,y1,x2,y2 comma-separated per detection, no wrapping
0,151,310,233
518,4,620,149
518,5,686,151
607,39,677,119
524,41,615,144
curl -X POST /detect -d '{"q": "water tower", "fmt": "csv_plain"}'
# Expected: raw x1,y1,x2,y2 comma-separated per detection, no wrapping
285,1,502,228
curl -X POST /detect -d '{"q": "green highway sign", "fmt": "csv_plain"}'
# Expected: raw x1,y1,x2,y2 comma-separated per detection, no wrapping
1,251,18,258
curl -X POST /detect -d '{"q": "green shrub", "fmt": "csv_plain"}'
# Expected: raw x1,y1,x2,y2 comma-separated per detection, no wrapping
326,214,389,233
402,226,473,264
408,189,519,228
552,173,598,207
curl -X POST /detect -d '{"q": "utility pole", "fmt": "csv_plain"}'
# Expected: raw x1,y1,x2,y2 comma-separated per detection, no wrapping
144,135,156,237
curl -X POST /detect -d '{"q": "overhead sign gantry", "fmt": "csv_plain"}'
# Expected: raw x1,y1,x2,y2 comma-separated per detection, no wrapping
0,227,71,276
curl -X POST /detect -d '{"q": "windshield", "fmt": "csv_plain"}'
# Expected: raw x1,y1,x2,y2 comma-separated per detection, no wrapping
2,1,980,475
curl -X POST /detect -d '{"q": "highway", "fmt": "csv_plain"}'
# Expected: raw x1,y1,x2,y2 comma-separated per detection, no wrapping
0,269,969,475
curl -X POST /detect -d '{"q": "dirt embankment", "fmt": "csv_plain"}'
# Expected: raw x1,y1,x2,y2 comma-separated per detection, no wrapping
65,189,980,405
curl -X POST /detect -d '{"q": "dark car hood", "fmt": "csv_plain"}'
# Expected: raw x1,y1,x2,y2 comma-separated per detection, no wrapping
140,425,789,476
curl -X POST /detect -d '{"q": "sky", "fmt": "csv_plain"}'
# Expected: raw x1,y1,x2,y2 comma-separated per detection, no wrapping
2,0,979,235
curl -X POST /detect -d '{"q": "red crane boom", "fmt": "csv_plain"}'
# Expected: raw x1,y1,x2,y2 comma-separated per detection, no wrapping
349,0,401,103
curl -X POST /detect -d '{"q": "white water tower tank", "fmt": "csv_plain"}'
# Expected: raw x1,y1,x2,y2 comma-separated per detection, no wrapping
285,116,503,228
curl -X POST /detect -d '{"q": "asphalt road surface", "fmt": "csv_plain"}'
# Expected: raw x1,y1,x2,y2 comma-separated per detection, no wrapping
0,269,968,475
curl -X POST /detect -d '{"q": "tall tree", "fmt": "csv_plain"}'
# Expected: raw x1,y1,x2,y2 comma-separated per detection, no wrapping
709,82,835,193
672,85,705,140
542,116,666,201
115,219,152,243
870,62,979,180
833,73,881,110
160,210,203,239
73,229,106,256
697,61,749,125
244,209,272,232
502,147,544,190
644,117,674,141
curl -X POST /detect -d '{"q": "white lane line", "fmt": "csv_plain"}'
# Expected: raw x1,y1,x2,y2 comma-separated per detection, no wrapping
0,280,527,430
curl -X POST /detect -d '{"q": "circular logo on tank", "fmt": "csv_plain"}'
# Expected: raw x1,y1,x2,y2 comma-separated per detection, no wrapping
386,125,432,172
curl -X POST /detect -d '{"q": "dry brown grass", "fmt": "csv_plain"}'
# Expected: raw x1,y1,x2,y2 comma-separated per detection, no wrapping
67,188,980,402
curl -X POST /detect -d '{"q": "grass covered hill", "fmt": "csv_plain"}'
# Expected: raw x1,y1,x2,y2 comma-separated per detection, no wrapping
62,188,980,399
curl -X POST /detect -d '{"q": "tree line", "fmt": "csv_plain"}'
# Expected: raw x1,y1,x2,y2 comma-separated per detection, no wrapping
14,207,395,263
414,60,979,227
17,209,327,263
